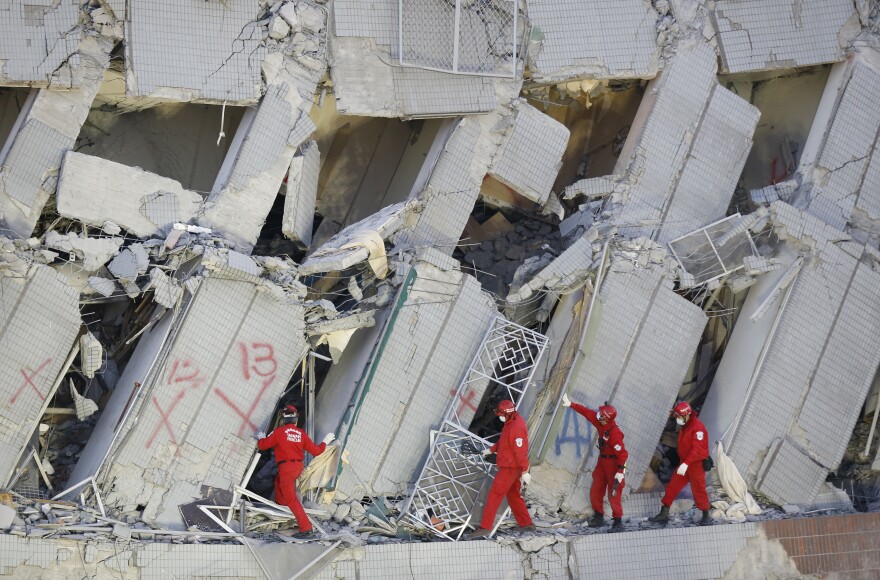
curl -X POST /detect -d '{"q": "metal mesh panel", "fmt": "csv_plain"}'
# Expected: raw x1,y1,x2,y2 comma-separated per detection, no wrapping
668,214,757,285
399,0,520,77
402,316,548,540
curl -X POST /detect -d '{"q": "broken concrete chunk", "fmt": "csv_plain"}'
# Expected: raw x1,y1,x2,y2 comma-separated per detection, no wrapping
57,152,202,239
148,268,183,309
45,232,123,272
79,333,103,378
108,247,146,281
88,276,117,297
70,380,99,421
269,14,291,39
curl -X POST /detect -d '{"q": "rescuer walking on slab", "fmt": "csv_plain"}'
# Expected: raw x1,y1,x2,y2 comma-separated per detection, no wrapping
649,401,713,526
561,393,628,531
257,404,335,538
466,400,534,539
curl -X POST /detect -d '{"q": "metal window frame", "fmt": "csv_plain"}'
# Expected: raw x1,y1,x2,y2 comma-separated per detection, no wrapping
401,315,548,540
667,213,759,285
397,0,525,79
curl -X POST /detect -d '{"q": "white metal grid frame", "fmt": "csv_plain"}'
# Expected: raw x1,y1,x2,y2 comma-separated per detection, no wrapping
668,213,758,285
402,316,549,540
398,0,523,78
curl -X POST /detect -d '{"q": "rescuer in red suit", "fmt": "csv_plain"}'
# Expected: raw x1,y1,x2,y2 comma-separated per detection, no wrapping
257,405,335,538
561,393,628,532
466,400,534,539
649,401,713,526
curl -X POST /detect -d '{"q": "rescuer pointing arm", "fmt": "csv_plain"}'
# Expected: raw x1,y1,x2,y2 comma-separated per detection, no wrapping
562,393,628,532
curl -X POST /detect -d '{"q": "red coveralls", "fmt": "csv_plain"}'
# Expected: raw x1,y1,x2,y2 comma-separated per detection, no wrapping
479,412,533,530
258,425,326,532
571,403,629,518
661,413,710,511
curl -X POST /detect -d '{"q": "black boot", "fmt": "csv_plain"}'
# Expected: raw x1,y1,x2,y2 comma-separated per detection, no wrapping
648,505,670,525
609,518,624,533
698,510,713,526
466,528,492,540
588,512,605,528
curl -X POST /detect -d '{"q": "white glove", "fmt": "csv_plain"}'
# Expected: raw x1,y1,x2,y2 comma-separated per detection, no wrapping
256,431,266,440
561,393,571,407
676,463,688,476
481,448,492,457
614,472,624,483
322,432,336,445
520,471,531,486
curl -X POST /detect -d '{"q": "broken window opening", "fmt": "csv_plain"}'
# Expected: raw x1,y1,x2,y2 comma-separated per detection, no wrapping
0,87,29,147
76,98,246,194
246,344,333,512
458,206,564,301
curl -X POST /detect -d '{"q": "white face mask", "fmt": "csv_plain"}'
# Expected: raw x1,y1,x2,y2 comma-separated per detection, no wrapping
499,416,507,423
676,416,686,426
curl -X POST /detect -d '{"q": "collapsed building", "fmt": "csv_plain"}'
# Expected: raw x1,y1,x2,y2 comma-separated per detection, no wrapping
1,0,879,578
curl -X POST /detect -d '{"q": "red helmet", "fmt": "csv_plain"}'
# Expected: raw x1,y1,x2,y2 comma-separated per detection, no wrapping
495,400,516,417
282,404,299,424
597,405,617,423
673,401,692,420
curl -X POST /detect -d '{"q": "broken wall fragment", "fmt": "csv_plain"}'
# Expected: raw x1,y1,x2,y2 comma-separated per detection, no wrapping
531,261,707,513
0,263,82,487
0,36,113,238
92,265,308,528
57,152,202,238
332,261,499,499
607,42,760,244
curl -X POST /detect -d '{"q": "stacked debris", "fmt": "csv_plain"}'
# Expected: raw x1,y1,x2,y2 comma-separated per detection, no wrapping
1,0,879,577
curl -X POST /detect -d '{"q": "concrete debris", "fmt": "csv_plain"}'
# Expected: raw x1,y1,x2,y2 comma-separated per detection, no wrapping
69,380,99,422
282,140,320,249
146,267,183,309
57,152,202,238
0,1,878,576
0,35,114,238
45,232,123,272
79,333,103,379
488,99,570,205
88,276,117,297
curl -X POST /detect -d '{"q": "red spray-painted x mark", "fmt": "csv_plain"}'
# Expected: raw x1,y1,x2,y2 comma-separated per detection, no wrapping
450,388,478,416
146,390,186,448
215,375,275,436
10,358,53,404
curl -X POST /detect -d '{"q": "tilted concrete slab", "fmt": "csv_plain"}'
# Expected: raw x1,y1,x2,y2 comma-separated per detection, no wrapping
0,263,81,487
199,32,327,253
488,99,570,206
333,262,498,498
57,152,202,238
527,0,660,83
789,52,880,235
532,263,706,513
95,270,308,528
610,41,760,244
282,140,320,249
0,36,113,238
702,203,880,504
712,0,860,74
